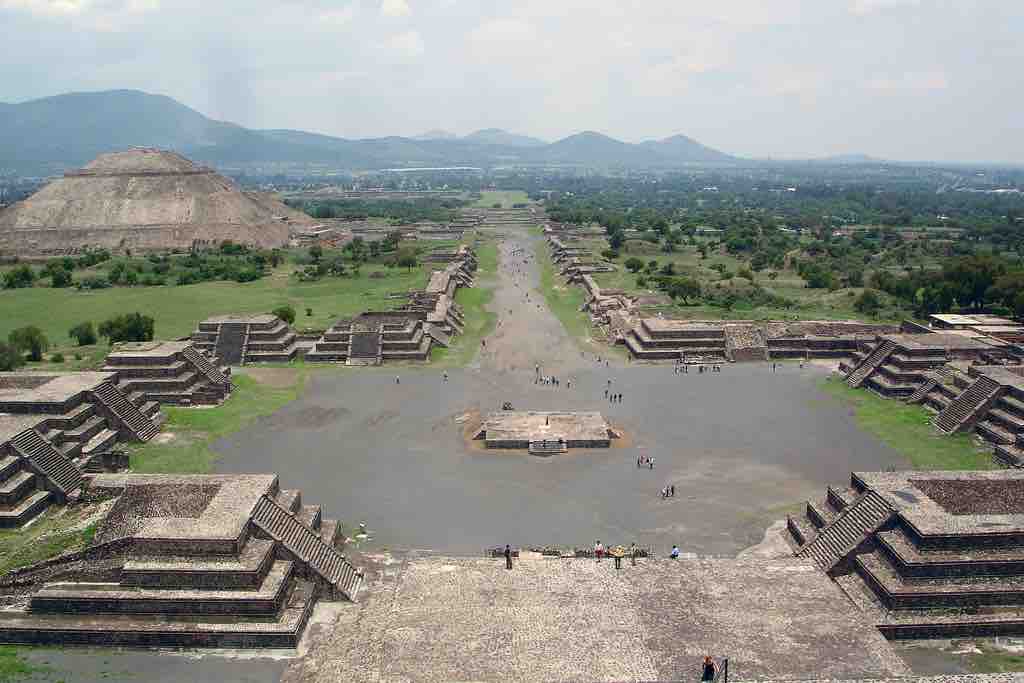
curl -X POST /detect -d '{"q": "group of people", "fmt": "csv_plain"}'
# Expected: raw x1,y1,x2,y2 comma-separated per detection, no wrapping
604,389,623,402
661,484,676,498
636,455,655,469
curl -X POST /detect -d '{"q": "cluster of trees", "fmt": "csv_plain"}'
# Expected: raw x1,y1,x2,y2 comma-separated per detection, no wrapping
2,244,283,290
288,198,462,224
293,236,417,282
0,313,156,371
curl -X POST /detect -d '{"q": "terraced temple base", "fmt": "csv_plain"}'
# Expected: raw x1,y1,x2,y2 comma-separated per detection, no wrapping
0,473,361,649
475,411,614,450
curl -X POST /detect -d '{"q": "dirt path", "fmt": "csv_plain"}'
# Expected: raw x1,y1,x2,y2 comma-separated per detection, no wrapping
477,230,589,377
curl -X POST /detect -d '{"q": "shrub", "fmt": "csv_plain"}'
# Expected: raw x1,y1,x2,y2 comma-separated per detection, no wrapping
624,257,644,273
0,342,25,371
8,326,49,362
69,321,98,346
51,268,73,288
636,275,647,288
600,249,620,261
854,289,882,317
306,307,313,317
737,267,755,282
98,313,155,343
272,305,296,325
77,275,111,290
3,264,35,289
50,352,65,363
397,248,418,272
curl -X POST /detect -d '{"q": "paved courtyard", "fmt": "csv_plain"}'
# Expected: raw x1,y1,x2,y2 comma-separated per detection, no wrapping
284,556,909,682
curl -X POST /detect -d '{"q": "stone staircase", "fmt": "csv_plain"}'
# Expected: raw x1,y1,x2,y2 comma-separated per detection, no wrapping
9,429,83,498
251,495,362,601
797,491,895,572
182,346,231,387
932,375,1003,434
905,367,952,404
528,440,568,456
90,382,160,442
845,340,897,388
214,322,249,366
347,328,382,366
0,453,52,528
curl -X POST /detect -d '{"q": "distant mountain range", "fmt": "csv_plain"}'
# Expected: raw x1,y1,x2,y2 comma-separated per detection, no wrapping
0,89,742,173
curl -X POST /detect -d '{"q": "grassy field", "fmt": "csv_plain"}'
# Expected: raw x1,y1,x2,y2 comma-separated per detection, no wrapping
965,646,1024,673
431,241,499,367
473,190,529,209
592,237,911,323
128,370,309,474
817,377,995,470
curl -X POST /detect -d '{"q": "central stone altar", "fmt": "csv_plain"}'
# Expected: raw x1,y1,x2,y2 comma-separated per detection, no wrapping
475,411,614,452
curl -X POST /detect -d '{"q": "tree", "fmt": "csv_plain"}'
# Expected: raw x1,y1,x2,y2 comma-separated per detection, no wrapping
607,229,625,251
396,248,418,272
98,313,155,343
659,263,676,276
854,289,882,317
3,265,35,289
272,305,296,325
309,245,324,263
8,326,49,361
51,268,73,288
624,257,644,273
668,277,701,304
68,321,98,346
0,342,25,371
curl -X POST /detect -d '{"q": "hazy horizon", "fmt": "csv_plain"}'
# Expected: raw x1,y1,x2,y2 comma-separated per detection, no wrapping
3,1,1023,164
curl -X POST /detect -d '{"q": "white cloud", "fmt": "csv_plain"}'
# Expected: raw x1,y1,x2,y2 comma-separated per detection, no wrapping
866,70,948,92
384,30,424,59
1,0,89,15
380,0,410,18
849,0,921,16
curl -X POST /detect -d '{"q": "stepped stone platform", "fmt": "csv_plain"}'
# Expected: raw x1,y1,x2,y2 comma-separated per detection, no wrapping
475,411,614,450
192,314,302,366
788,469,1024,640
0,148,312,258
0,372,156,528
0,473,361,649
838,331,1024,464
305,249,476,365
104,341,231,406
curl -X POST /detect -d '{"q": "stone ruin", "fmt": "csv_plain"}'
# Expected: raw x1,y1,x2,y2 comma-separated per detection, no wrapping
474,411,615,455
0,473,361,648
0,372,161,528
789,469,1024,640
103,341,232,406
192,314,301,366
0,149,314,257
304,249,477,365
840,331,1024,465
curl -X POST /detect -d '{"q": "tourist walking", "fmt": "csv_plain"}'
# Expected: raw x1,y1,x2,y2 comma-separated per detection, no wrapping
649,457,655,470
613,549,622,570
670,484,675,497
630,542,639,566
701,656,718,682
670,545,680,559
504,544,513,570
442,371,448,383
595,540,604,562
395,376,400,384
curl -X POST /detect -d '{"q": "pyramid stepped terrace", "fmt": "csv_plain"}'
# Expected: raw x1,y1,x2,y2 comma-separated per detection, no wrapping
103,341,232,406
622,319,728,362
305,250,476,365
0,372,162,528
788,470,1024,640
0,473,361,648
192,314,301,366
0,149,312,257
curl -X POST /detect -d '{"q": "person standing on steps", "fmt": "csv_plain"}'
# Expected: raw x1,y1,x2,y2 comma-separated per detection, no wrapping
504,544,513,570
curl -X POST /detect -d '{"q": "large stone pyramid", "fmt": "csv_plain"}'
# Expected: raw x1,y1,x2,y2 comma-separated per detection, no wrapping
0,148,313,256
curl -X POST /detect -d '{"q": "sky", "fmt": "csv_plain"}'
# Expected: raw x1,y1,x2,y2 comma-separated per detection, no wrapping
1,0,1022,163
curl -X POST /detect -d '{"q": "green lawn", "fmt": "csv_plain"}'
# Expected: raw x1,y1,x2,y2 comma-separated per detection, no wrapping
966,646,1024,673
473,190,529,209
0,647,50,683
128,371,309,474
535,240,610,354
818,377,995,470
